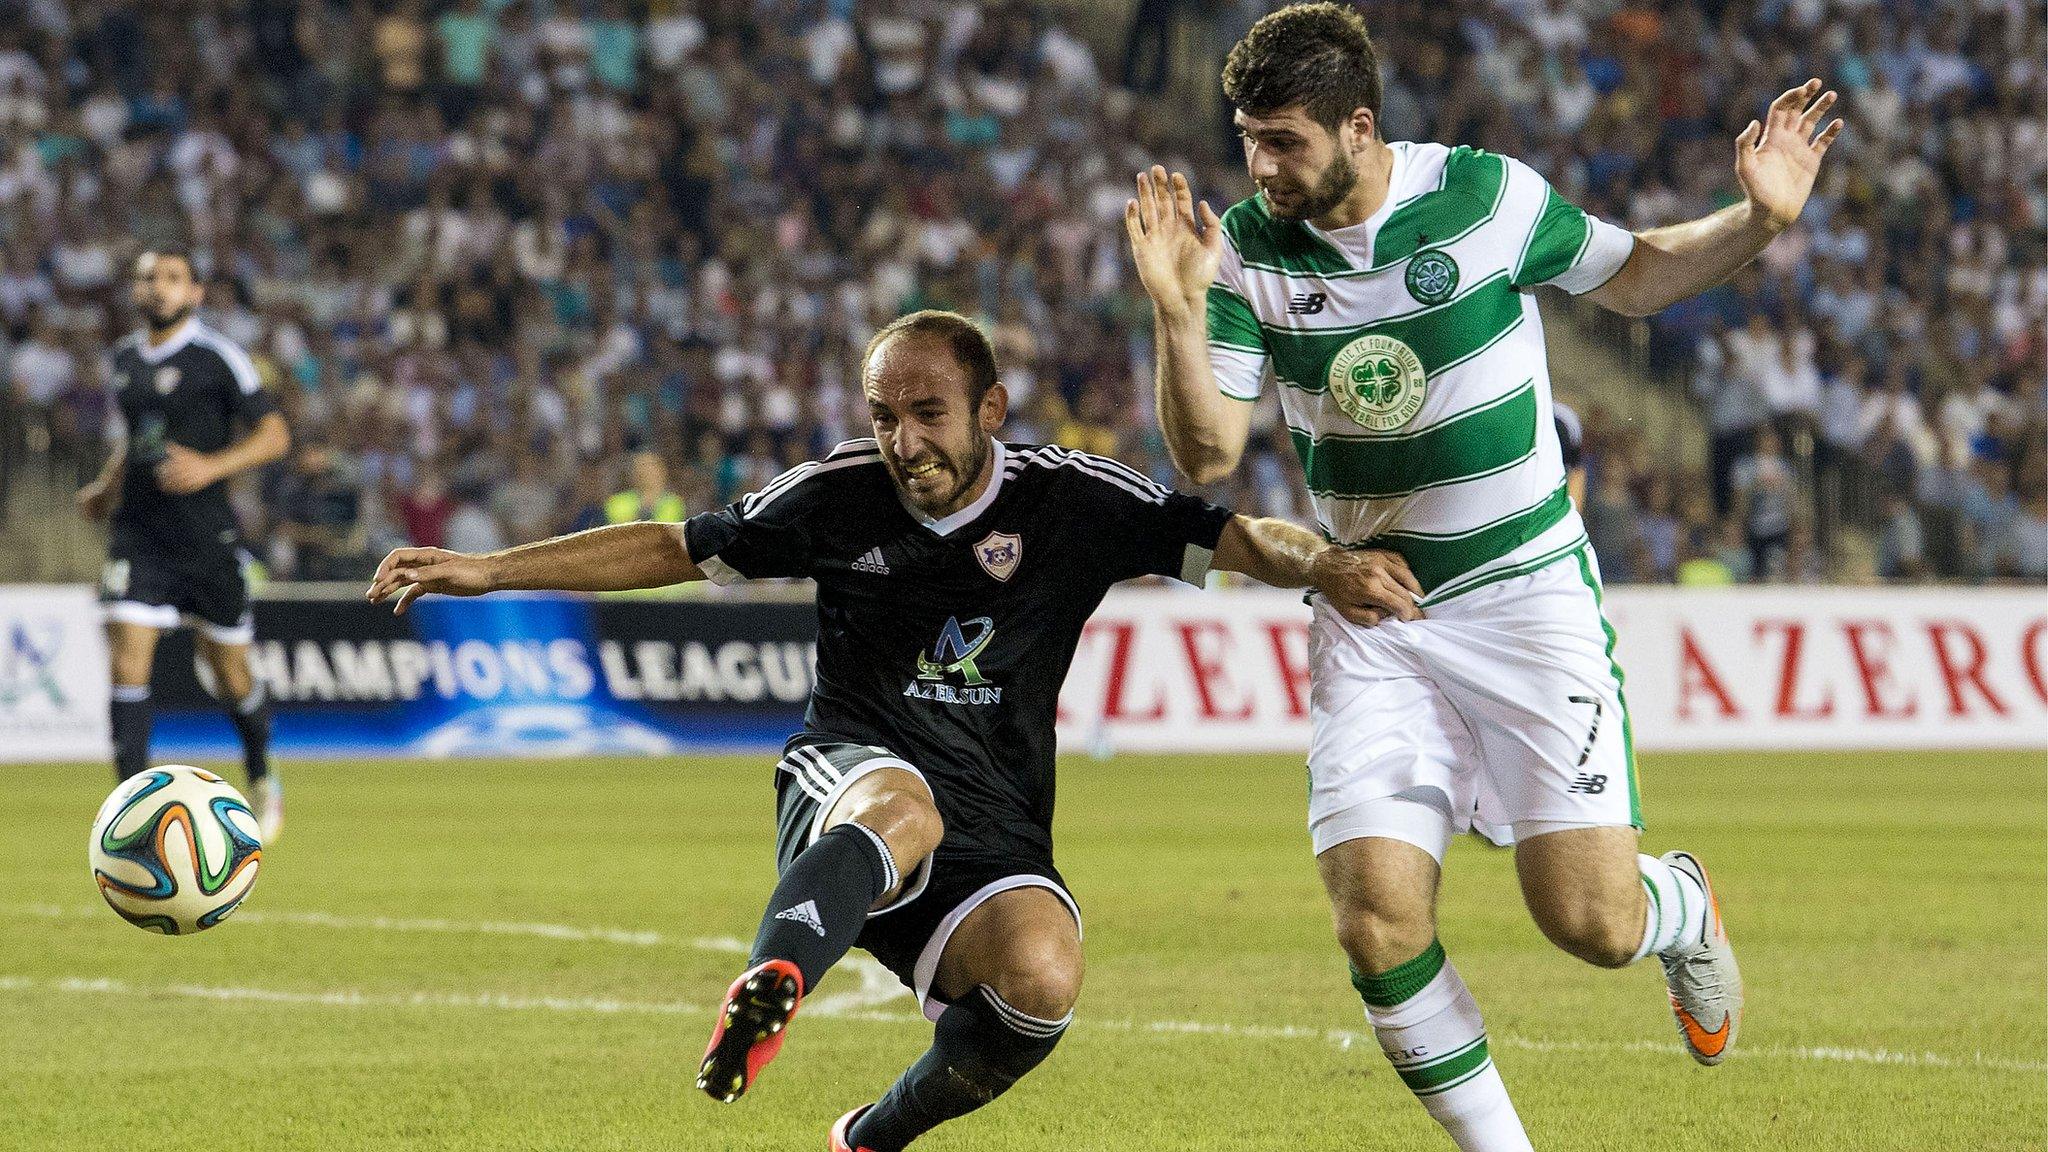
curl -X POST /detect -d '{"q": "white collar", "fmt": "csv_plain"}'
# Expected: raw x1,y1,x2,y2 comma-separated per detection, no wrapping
900,437,1007,537
136,317,199,364
1307,140,1410,255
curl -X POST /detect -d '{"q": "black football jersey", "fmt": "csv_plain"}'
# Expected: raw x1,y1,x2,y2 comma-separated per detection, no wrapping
683,438,1235,863
108,319,275,552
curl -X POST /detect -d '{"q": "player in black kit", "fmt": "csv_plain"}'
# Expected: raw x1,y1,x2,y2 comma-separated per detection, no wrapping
366,310,1422,1151
77,247,292,836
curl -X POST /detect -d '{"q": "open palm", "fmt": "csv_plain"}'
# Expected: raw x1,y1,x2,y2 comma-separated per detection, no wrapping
1736,79,1844,232
1126,165,1224,314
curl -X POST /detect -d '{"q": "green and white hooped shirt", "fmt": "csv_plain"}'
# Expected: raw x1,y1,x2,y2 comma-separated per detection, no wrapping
1206,141,1635,604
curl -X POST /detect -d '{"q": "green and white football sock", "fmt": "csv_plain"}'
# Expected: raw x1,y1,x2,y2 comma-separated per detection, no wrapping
1353,940,1533,1152
1633,852,1709,961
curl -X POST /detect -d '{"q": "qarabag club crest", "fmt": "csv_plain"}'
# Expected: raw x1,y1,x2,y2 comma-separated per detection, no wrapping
975,531,1021,582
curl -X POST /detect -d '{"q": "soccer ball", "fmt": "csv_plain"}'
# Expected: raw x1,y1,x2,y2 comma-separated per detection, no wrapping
89,766,263,935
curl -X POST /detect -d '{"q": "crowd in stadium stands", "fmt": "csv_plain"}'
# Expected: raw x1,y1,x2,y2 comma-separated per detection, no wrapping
0,0,2040,584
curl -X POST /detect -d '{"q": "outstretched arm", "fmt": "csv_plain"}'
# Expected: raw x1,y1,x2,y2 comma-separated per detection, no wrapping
1127,166,1254,484
1584,80,1843,317
365,522,706,614
1211,514,1423,624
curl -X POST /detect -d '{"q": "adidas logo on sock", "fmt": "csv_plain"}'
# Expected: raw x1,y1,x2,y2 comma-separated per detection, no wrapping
851,548,890,575
775,899,826,936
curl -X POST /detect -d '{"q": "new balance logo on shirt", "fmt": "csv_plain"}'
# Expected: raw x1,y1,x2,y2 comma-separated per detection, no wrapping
1286,292,1327,315
774,899,825,936
852,548,890,575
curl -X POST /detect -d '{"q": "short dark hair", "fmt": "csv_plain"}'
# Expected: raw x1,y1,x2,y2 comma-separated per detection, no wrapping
863,309,998,407
138,243,198,276
1222,2,1382,132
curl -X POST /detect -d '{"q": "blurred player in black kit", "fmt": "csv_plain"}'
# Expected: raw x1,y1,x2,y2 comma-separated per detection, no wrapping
77,247,292,838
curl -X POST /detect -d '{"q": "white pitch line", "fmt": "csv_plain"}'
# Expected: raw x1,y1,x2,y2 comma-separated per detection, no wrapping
20,903,911,1013
19,906,2044,1074
0,973,706,1017
1,973,2040,1075
21,902,739,953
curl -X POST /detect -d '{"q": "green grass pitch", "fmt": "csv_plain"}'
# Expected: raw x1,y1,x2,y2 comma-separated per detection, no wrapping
4,750,2041,1151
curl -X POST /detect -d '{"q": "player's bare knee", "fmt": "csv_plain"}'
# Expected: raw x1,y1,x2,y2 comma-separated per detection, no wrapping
199,642,254,699
105,628,155,686
1332,904,1435,974
841,785,943,870
1535,896,1641,969
881,789,945,863
987,939,1082,1021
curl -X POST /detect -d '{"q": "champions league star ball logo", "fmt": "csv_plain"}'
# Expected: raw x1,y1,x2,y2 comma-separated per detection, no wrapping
975,531,1022,582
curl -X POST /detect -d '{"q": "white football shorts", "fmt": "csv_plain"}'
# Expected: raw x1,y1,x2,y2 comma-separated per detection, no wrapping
1307,546,1639,856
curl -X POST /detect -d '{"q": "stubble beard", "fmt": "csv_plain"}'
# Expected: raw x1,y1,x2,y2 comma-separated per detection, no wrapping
1264,147,1359,222
144,301,194,334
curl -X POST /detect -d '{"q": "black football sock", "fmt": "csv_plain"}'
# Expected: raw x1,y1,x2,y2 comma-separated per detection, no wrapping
848,984,1070,1152
747,822,894,994
110,684,153,782
226,686,272,785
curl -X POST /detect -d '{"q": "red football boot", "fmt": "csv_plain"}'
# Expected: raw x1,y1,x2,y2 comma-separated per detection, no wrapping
697,959,805,1102
829,1105,876,1151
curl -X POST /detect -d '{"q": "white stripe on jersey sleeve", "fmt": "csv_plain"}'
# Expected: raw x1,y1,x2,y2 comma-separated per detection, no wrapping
697,553,746,586
1210,344,1268,401
1210,237,1268,400
1546,214,1635,296
1010,445,1166,505
1060,445,1170,500
192,326,263,395
739,448,882,518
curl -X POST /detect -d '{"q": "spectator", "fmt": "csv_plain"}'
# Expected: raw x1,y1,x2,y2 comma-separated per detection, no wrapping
8,313,72,411
1957,450,2018,580
491,451,560,544
1691,316,1769,516
435,0,494,91
1583,466,1642,584
397,466,457,549
273,442,364,581
375,0,431,95
1732,425,1797,581
557,462,610,536
1636,474,1681,583
604,449,684,525
1875,492,1928,582
443,481,507,554
1996,443,2047,580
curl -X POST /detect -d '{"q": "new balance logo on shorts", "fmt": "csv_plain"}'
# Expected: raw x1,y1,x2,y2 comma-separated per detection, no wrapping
851,548,890,575
1568,773,1608,795
1286,292,1327,315
775,899,826,936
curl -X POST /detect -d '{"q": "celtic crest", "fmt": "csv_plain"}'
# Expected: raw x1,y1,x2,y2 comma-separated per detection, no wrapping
1405,250,1459,305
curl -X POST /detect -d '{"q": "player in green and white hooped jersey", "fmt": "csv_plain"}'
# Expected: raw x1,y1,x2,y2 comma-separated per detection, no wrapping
1128,4,1843,1147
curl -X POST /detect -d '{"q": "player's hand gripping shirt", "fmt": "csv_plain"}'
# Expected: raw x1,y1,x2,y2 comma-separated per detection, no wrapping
1207,143,1634,603
682,438,1233,863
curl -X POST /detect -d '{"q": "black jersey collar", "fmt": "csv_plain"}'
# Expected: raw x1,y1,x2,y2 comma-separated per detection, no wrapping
135,317,200,364
897,437,1007,538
